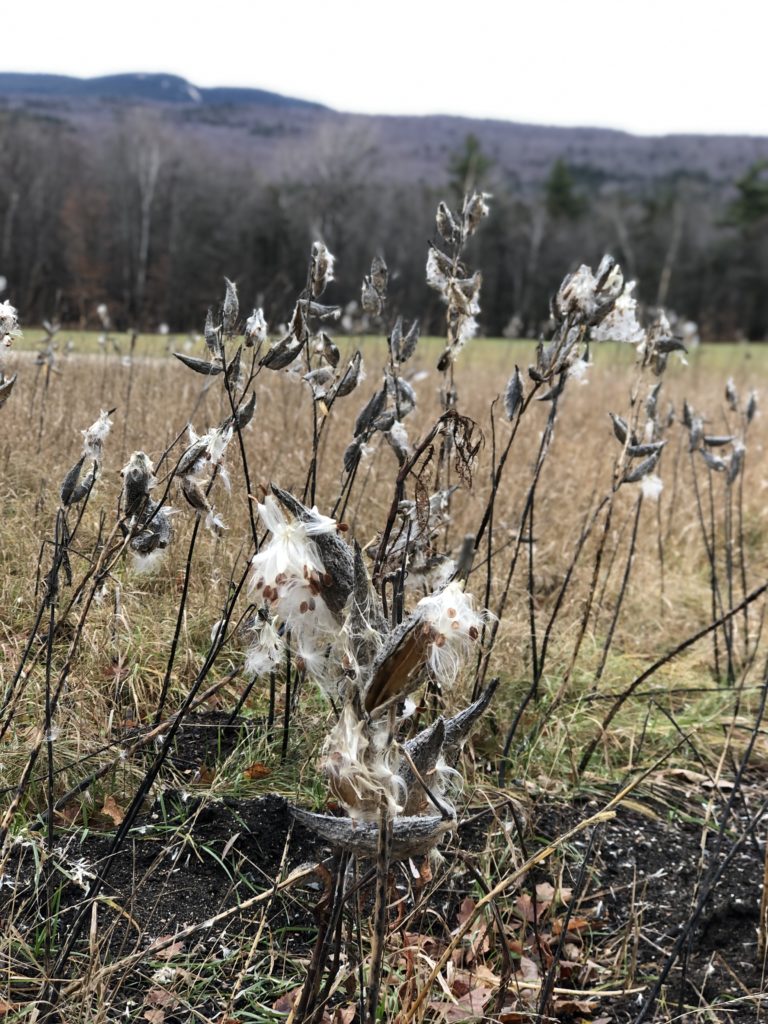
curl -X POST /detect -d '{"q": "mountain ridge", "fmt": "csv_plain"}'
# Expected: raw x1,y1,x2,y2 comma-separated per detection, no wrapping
2,71,768,189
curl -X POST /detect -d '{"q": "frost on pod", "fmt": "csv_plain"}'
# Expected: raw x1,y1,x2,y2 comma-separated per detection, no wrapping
416,580,489,688
248,496,340,684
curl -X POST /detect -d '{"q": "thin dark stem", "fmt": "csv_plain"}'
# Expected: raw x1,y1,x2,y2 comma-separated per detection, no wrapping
154,515,201,724
594,492,643,685
578,578,768,774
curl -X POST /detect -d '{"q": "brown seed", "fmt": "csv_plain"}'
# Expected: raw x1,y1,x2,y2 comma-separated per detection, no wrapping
447,607,457,618
434,634,446,648
468,626,479,640
300,601,309,614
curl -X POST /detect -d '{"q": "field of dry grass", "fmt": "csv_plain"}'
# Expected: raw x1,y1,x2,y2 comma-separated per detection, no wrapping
1,307,767,1023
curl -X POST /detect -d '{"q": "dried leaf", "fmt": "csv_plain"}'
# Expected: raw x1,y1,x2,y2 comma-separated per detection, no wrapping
145,989,178,1009
155,939,185,960
101,794,125,826
143,1011,165,1024
243,762,271,780
272,987,302,1013
456,896,476,928
551,916,591,936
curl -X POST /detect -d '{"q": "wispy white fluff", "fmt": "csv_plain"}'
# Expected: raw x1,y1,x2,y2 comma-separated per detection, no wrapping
417,581,489,688
591,281,645,344
640,473,664,501
81,409,113,464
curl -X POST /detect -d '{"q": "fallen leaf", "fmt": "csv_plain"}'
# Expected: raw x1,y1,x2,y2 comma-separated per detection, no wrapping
456,896,476,927
101,794,125,826
535,882,556,904
154,940,185,961
517,955,540,981
143,1011,165,1024
332,1007,355,1024
553,997,598,1014
428,984,494,1022
145,989,178,1009
243,761,271,780
273,987,302,1013
551,917,591,936
515,893,535,922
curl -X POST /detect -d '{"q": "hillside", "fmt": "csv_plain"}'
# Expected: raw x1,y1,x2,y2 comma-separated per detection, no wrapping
2,71,768,187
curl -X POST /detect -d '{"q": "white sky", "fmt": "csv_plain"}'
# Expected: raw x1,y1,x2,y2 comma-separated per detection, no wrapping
4,0,768,136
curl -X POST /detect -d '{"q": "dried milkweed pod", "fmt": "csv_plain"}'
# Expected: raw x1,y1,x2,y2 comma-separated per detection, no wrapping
399,319,420,362
174,351,223,375
204,307,219,354
699,449,726,473
0,373,17,409
609,412,633,445
746,390,758,423
334,351,364,398
244,308,268,349
290,806,454,859
222,277,239,335
370,255,388,297
361,276,382,316
727,442,745,484
317,332,340,367
436,201,461,245
626,440,666,458
354,386,387,437
703,434,735,448
504,365,523,421
260,332,305,371
623,449,662,483
645,382,662,422
462,191,491,237
303,366,335,400
310,241,335,298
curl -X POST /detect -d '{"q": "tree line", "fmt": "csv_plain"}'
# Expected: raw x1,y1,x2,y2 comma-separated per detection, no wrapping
2,109,768,340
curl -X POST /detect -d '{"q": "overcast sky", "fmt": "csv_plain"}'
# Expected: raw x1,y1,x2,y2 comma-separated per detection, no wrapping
4,0,767,136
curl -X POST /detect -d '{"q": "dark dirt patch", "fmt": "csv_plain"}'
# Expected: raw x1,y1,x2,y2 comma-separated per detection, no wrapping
534,788,767,1023
4,776,767,1022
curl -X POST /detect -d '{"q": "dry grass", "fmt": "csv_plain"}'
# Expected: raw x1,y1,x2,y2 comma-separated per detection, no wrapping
1,328,767,1022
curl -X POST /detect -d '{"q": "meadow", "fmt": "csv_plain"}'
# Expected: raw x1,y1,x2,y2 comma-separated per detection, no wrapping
1,218,767,1024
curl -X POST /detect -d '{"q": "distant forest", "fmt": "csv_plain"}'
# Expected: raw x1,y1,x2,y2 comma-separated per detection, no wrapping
3,82,768,340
